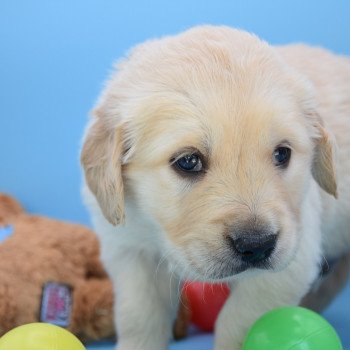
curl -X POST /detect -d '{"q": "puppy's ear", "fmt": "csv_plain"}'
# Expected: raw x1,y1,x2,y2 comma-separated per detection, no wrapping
311,120,338,198
81,112,125,226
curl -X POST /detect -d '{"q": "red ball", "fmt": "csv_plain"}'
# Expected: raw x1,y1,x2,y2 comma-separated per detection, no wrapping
182,281,230,332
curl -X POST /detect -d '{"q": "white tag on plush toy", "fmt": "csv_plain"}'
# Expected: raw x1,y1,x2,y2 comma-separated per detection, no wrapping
40,282,73,327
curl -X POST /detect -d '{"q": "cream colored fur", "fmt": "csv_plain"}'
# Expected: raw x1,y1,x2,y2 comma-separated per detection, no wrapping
81,26,350,350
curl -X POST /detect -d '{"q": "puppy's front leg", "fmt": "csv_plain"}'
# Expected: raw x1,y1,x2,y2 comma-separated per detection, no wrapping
214,259,320,350
112,250,179,350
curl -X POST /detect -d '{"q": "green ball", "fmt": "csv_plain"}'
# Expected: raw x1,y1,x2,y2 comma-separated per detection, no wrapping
243,306,343,350
0,323,86,350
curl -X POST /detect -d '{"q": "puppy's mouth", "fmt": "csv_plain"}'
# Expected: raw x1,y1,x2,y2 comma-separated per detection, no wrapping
205,234,278,280
184,248,277,282
229,259,274,277
173,228,288,281
208,257,274,281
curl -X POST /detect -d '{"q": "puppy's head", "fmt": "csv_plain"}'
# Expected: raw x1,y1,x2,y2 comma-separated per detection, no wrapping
81,26,337,281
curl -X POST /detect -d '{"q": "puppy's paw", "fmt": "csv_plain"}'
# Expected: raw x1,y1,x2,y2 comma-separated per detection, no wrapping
116,340,168,350
214,339,242,350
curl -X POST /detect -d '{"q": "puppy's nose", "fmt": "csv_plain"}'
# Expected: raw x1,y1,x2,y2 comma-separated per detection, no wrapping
230,233,277,264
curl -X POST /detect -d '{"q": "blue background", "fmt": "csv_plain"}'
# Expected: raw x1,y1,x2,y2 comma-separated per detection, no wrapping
1,1,349,348
1,0,350,224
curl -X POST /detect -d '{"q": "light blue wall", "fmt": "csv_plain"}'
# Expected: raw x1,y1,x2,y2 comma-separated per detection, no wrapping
1,1,349,225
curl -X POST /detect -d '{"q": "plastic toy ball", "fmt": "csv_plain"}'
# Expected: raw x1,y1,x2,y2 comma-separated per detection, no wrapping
182,281,230,332
0,323,86,350
243,306,343,350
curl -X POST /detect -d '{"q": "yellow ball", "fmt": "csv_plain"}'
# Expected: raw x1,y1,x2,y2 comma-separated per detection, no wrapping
0,323,86,350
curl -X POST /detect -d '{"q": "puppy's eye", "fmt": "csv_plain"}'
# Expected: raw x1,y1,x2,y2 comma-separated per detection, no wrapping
176,154,203,172
273,147,291,168
170,147,207,178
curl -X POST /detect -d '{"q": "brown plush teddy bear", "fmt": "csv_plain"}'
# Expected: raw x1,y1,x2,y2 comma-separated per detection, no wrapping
0,193,116,342
0,193,189,343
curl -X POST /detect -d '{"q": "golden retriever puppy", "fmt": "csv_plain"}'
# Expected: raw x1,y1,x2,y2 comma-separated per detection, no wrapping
81,26,350,350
